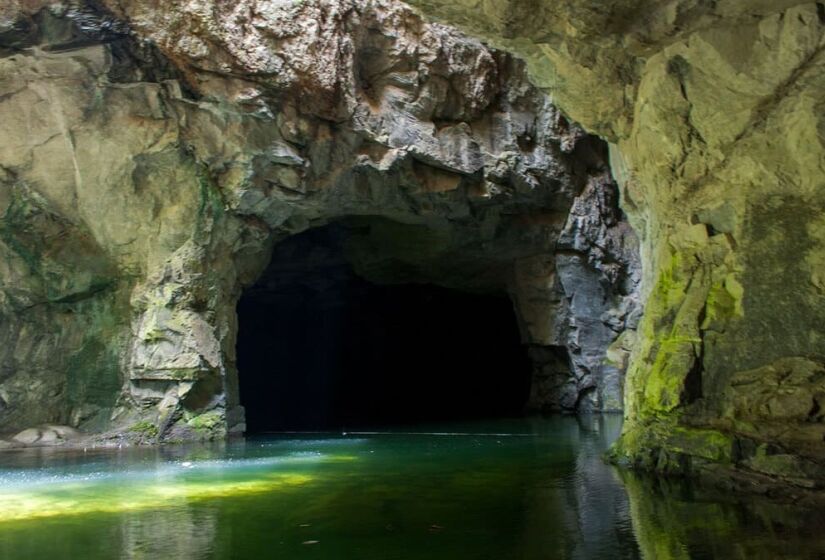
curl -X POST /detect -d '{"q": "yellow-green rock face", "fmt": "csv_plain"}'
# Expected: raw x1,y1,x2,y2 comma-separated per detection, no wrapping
406,0,825,486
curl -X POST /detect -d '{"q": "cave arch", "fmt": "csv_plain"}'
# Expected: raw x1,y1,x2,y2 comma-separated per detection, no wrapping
234,220,534,432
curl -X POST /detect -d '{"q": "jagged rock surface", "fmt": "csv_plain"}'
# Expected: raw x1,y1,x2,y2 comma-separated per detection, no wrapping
0,1,639,440
405,0,825,490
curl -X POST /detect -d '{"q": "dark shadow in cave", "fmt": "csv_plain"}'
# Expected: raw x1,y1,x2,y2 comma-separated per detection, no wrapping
236,221,532,433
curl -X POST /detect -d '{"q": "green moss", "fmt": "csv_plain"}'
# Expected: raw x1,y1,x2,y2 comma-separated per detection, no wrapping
169,369,199,381
0,189,41,274
643,349,693,413
609,422,656,467
630,244,718,418
613,230,742,473
666,427,733,464
1,186,118,305
610,421,733,473
634,250,698,415
701,274,743,330
653,251,688,309
128,421,159,438
186,410,224,433
195,166,225,237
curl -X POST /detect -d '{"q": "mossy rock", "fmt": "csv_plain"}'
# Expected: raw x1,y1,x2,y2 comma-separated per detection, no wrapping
609,422,733,472
128,420,159,439
181,410,226,441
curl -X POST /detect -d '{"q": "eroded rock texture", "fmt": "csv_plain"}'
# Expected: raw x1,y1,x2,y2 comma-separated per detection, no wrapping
0,1,639,441
406,0,825,489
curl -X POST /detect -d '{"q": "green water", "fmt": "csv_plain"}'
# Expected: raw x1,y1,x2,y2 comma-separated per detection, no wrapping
0,416,822,559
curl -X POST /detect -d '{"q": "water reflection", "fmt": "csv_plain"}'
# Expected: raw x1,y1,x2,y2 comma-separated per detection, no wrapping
120,507,217,560
623,470,825,559
0,417,822,559
516,415,640,559
570,415,639,559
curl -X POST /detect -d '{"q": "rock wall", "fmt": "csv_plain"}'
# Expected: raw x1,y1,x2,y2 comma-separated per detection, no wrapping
405,0,825,489
0,1,639,441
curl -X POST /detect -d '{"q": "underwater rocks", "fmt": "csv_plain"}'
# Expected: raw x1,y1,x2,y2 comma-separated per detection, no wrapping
405,0,825,490
0,1,639,439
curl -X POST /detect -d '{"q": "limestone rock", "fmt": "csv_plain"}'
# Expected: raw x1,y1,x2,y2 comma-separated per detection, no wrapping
406,0,825,487
11,425,80,445
0,1,639,441
5,0,824,493
11,428,42,445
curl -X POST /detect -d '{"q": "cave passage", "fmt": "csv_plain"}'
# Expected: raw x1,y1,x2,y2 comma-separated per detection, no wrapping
236,223,532,433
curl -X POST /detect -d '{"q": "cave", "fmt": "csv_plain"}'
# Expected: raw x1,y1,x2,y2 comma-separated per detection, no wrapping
5,0,825,556
236,222,533,433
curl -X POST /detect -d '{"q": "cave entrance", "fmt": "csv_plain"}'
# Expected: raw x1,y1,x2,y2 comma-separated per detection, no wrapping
236,221,532,433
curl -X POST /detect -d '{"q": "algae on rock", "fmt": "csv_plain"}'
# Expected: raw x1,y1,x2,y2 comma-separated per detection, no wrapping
405,0,825,489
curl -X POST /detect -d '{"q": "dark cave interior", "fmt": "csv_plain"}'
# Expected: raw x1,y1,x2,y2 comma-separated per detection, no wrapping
236,222,533,433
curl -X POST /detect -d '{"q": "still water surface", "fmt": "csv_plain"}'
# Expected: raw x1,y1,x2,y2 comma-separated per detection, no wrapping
0,416,822,559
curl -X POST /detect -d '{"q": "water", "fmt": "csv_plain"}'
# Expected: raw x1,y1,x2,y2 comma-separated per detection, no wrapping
0,416,822,559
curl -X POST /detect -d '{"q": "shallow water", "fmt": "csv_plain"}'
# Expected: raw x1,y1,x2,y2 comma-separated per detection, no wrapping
0,416,822,559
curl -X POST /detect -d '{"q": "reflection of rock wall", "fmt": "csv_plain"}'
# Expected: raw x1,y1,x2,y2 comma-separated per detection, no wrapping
516,415,640,559
0,1,639,439
405,0,825,488
622,471,825,559
120,508,217,560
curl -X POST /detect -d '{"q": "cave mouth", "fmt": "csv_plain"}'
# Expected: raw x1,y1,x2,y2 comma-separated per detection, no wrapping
236,221,533,433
